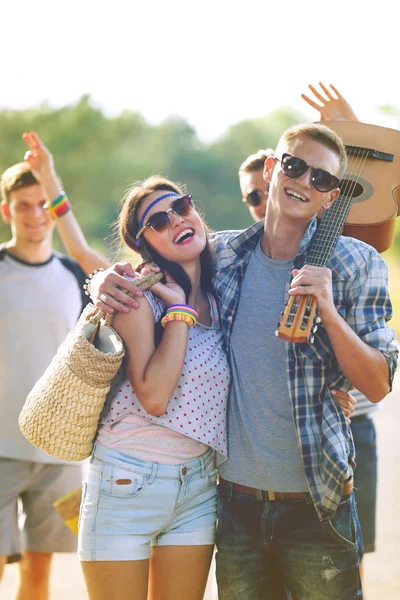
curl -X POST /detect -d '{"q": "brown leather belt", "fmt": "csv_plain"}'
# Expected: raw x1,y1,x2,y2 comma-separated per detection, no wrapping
218,476,353,501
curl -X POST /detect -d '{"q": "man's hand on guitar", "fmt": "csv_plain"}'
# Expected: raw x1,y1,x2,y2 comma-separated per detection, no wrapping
301,83,359,123
289,265,337,324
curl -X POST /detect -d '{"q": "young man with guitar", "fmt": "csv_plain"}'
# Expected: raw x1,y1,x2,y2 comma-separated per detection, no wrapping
239,83,386,592
89,122,397,599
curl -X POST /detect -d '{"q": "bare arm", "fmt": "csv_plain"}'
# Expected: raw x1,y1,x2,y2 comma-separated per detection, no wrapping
23,131,110,274
113,275,189,416
290,265,391,403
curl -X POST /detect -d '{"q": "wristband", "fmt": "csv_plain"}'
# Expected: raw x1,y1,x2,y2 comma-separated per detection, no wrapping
83,268,105,297
44,191,71,219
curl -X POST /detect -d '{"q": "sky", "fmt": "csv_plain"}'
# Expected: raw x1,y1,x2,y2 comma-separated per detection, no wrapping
2,0,400,142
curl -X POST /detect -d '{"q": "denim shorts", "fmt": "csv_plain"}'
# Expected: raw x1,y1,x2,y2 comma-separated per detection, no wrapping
78,443,217,561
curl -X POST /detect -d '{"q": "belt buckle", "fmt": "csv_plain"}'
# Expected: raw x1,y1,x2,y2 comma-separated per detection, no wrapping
256,489,276,501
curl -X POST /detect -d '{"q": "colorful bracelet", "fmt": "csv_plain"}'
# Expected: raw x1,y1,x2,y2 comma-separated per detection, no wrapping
83,268,105,296
44,191,71,219
161,304,198,328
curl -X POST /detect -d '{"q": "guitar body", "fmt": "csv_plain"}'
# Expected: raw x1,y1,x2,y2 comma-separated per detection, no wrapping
319,121,400,252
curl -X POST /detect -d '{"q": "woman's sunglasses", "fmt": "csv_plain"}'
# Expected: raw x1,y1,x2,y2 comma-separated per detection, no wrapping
136,194,194,240
275,153,341,193
242,189,264,207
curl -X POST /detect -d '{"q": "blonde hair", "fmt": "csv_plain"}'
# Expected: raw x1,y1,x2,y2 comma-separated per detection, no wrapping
276,124,347,178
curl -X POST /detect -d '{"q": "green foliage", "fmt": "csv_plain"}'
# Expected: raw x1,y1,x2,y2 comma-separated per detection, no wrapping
0,96,308,250
1,96,399,260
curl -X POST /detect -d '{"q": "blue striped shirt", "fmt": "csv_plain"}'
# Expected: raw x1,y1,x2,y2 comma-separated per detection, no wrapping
209,219,398,519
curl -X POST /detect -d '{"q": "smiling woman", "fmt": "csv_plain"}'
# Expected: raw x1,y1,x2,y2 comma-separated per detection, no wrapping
78,176,230,600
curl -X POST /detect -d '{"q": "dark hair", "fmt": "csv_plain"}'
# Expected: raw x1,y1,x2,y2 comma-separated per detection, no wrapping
1,162,64,204
118,176,215,302
1,163,38,204
239,148,275,176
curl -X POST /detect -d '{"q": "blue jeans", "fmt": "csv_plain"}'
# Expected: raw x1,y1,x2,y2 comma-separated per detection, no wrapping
215,484,363,599
351,414,377,552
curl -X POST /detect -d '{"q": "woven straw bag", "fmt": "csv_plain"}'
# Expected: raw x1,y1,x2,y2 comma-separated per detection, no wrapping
19,271,162,461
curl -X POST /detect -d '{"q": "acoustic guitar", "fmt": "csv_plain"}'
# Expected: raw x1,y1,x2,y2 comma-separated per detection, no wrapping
276,121,400,344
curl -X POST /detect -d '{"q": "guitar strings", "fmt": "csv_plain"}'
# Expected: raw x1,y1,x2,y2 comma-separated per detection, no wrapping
308,147,369,267
282,143,369,332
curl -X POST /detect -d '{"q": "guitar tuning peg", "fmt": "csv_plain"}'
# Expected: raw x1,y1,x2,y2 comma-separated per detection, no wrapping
310,336,314,344
275,330,279,337
316,317,321,323
313,326,318,333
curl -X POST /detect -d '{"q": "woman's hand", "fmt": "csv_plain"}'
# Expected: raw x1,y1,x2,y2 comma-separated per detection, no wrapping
301,83,359,123
139,264,186,306
332,388,356,422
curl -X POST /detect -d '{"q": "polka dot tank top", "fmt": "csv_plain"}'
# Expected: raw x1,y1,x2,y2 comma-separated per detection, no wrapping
99,291,230,458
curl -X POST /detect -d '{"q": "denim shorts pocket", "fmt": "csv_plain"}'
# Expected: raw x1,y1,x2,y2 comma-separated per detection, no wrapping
207,468,218,488
99,464,149,499
325,495,356,550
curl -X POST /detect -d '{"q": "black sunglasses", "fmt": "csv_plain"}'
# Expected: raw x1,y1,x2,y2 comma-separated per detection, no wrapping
275,153,340,193
136,195,194,239
242,189,264,207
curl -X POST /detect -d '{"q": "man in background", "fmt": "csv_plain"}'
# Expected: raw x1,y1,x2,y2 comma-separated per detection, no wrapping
0,161,89,599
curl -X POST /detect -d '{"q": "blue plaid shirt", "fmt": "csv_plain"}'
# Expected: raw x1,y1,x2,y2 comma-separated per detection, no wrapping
209,219,398,519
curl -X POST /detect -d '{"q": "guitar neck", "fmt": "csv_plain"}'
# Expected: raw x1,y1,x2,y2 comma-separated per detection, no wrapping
307,194,354,267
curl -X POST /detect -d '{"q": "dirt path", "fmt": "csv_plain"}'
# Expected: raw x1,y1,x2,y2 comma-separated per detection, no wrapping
2,373,399,599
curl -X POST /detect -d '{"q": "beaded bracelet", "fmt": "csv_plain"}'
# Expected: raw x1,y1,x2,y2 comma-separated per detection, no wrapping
83,268,105,296
44,191,71,219
161,304,199,328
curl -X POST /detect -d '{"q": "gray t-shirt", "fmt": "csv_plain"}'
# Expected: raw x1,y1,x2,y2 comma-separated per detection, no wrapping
0,250,84,463
219,240,308,491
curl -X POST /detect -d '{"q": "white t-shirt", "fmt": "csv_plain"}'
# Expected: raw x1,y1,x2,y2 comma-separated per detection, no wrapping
0,248,86,463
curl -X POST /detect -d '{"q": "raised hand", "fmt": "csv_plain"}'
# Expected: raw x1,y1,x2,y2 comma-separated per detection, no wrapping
301,83,359,122
22,131,55,182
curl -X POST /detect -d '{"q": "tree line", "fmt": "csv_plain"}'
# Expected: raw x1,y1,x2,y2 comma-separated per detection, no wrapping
1,94,399,261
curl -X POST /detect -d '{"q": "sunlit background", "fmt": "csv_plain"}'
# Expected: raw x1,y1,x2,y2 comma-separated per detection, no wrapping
1,3,400,598
1,0,399,337
2,0,400,140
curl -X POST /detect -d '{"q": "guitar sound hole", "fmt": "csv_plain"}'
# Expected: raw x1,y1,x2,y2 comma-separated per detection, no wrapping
339,179,364,199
